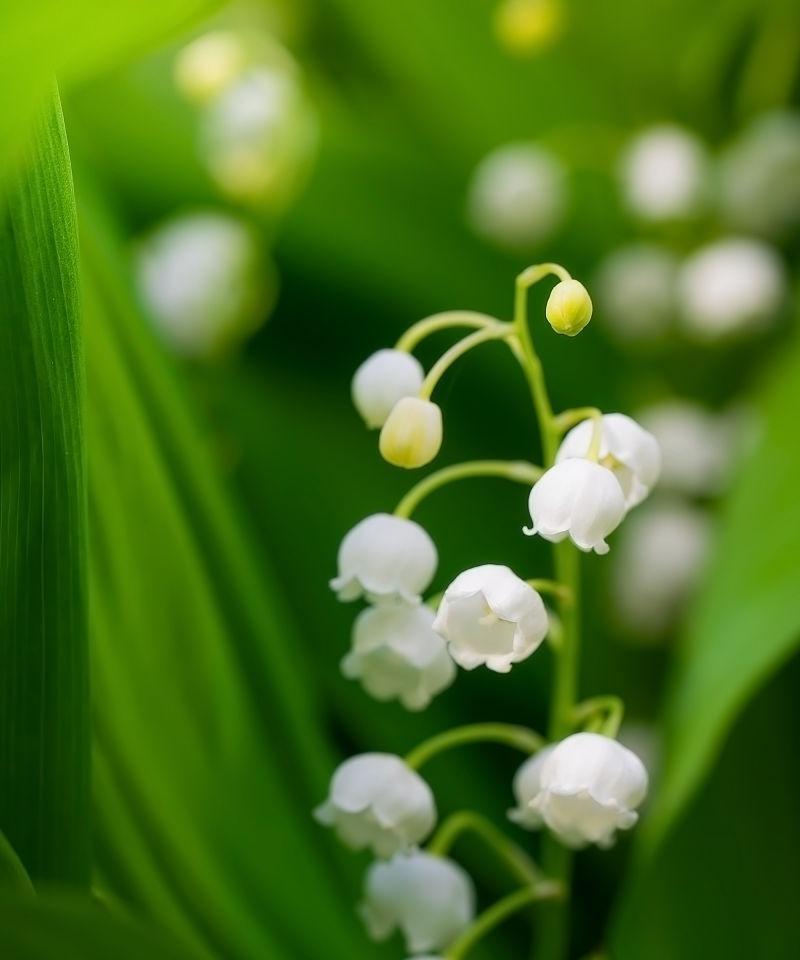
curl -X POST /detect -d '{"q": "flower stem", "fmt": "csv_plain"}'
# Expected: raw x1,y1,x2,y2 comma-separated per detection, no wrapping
446,883,562,960
571,695,625,737
419,323,512,400
395,310,503,352
512,265,583,960
428,811,542,888
405,722,545,770
394,459,542,519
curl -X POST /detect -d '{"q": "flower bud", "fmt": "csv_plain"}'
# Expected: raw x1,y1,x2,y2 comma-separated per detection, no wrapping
174,31,245,103
360,851,474,953
314,754,436,858
351,349,425,428
379,397,443,469
545,279,593,336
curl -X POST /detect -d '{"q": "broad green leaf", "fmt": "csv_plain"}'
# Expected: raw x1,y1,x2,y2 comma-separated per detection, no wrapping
0,893,207,960
0,94,89,886
77,179,381,958
0,0,219,188
611,656,800,959
636,336,800,855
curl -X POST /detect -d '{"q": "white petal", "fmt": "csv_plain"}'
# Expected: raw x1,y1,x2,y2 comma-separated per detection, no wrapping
352,349,425,428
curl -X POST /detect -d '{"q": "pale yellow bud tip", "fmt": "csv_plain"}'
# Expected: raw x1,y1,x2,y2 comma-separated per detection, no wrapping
379,397,443,469
494,0,564,57
545,279,593,336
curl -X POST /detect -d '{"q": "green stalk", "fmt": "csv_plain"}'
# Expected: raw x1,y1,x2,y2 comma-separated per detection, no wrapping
512,267,583,960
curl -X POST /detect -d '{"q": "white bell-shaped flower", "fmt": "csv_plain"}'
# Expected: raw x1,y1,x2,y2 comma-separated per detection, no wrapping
433,564,548,673
524,460,626,554
359,851,475,954
507,746,556,829
556,413,661,509
314,754,436,858
342,604,456,711
330,514,437,603
352,349,425,429
529,732,648,848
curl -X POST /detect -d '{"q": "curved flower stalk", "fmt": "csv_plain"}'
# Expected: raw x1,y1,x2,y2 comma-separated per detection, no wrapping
317,263,658,960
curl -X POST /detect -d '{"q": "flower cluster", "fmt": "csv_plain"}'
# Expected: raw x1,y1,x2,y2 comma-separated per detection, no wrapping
317,264,655,958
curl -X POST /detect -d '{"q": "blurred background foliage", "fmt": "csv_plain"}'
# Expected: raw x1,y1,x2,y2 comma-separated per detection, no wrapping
1,0,799,957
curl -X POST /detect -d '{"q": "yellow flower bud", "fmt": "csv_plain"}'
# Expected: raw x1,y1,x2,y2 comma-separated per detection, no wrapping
174,32,245,104
494,0,563,57
545,279,593,336
379,398,443,469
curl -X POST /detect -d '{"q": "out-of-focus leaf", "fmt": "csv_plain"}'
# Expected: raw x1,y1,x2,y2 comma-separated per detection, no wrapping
0,893,208,960
635,336,800,855
0,831,34,893
0,0,219,188
0,94,89,886
77,177,381,959
611,656,800,959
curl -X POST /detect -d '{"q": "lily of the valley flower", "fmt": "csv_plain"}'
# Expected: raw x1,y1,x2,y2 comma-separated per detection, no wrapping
556,412,661,509
330,513,437,603
379,397,443,469
433,564,548,673
352,349,425,429
314,754,436,858
507,746,556,829
342,604,456,711
526,732,648,848
360,851,475,954
524,459,626,554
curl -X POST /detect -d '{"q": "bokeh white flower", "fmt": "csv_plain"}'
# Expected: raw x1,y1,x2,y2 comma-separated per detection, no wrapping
467,142,567,249
342,604,456,710
135,211,274,358
314,754,436,858
508,746,556,829
201,44,316,211
529,732,648,848
637,400,739,496
352,349,425,428
613,499,712,637
556,413,661,510
360,851,475,954
620,125,707,221
433,565,549,673
595,243,678,340
525,460,626,554
718,111,800,238
678,237,785,339
330,514,437,603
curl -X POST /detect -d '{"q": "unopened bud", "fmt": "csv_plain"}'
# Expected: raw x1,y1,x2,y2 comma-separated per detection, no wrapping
379,398,442,469
546,279,593,336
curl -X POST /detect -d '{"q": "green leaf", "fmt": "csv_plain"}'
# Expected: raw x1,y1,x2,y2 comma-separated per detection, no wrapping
636,337,800,856
0,93,89,887
0,893,208,960
0,831,34,894
77,176,381,958
0,0,219,188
